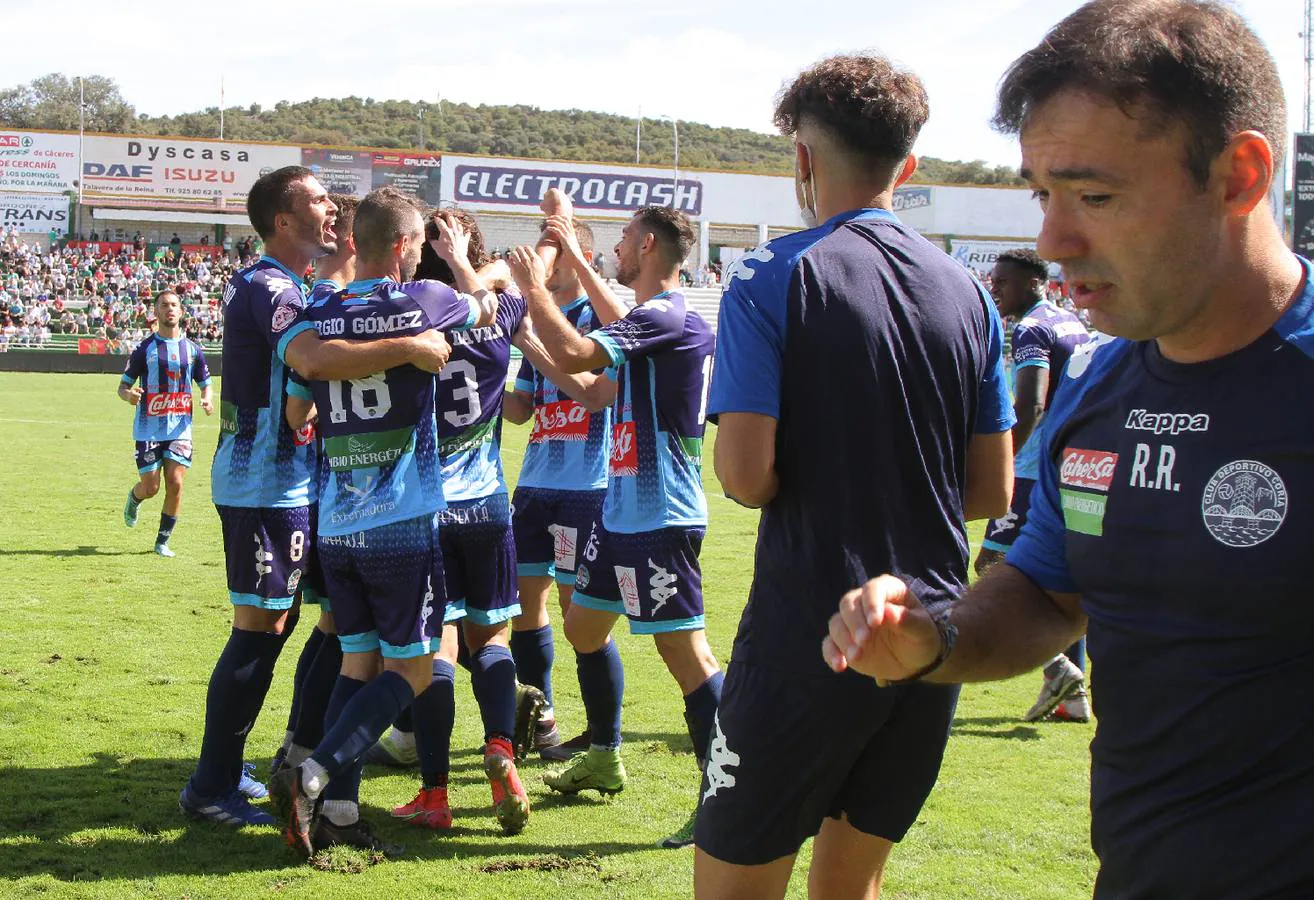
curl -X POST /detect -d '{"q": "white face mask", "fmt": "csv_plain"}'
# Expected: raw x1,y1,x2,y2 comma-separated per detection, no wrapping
797,142,819,228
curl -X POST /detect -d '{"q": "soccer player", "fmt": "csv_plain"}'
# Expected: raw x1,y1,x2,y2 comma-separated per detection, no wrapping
273,193,359,778
180,167,450,827
974,248,1092,723
822,3,1313,896
503,216,616,757
695,54,1014,899
511,204,720,850
119,290,213,557
270,186,498,855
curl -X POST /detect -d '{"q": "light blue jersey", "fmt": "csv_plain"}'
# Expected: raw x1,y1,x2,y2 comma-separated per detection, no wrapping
121,333,211,442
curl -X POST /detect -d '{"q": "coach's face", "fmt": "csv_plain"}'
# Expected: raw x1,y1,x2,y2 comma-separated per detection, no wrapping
1021,89,1222,342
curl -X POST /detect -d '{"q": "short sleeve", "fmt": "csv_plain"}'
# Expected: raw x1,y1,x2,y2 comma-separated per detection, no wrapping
244,271,311,363
588,296,683,367
1006,426,1078,593
285,369,314,401
409,280,478,332
1013,321,1053,370
191,344,212,387
121,342,146,384
707,275,785,421
975,291,1016,434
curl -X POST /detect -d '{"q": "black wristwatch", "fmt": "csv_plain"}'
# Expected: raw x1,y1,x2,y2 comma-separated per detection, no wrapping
885,603,958,686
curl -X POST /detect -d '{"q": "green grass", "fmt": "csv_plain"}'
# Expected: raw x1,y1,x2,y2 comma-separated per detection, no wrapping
0,373,1097,898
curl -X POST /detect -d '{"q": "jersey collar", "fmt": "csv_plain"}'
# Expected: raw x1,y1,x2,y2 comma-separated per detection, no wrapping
821,207,902,231
560,295,590,313
345,276,397,293
259,255,303,283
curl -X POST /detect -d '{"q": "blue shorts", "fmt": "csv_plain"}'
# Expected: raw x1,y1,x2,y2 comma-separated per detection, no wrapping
438,494,520,627
695,661,961,865
512,486,607,585
318,514,445,659
216,504,311,611
572,520,705,635
136,438,192,474
982,477,1036,552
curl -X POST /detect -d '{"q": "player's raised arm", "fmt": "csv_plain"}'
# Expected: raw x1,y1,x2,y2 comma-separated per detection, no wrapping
429,212,498,327
511,315,616,412
542,215,629,325
507,246,612,374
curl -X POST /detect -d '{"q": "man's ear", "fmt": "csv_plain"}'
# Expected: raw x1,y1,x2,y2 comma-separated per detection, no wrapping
893,154,918,189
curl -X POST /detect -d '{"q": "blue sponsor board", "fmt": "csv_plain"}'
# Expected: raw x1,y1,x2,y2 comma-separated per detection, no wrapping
891,186,931,212
454,164,703,216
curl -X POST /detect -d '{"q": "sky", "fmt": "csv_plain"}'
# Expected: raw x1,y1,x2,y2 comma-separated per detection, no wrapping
5,0,1302,171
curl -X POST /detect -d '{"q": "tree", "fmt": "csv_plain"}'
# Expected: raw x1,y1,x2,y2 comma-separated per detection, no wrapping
0,74,135,133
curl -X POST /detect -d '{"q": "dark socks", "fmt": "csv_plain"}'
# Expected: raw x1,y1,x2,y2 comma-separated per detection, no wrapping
190,628,286,798
311,671,414,784
576,641,624,749
414,658,456,789
156,513,177,546
469,644,517,742
127,486,142,509
1066,638,1087,673
510,625,555,708
683,671,724,766
394,705,413,733
285,627,327,733
290,631,342,749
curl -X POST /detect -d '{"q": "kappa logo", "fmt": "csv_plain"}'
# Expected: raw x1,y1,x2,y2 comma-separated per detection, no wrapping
1202,459,1288,548
616,566,641,617
222,283,236,306
265,276,298,299
420,576,435,629
702,713,740,802
1125,409,1210,436
1065,332,1114,379
648,559,677,615
723,244,774,290
252,533,273,587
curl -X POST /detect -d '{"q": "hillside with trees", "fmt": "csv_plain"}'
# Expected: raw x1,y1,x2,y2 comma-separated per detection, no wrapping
0,73,1025,185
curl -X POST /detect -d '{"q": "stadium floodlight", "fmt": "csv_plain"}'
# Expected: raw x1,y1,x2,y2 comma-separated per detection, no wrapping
655,115,679,208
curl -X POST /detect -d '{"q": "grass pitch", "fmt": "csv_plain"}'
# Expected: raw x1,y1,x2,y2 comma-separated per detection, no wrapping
0,373,1096,898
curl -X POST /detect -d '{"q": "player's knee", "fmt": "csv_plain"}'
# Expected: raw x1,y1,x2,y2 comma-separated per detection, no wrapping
316,610,335,634
654,630,718,691
341,650,382,681
386,654,435,695
233,605,290,635
138,475,161,498
563,609,610,653
462,620,508,652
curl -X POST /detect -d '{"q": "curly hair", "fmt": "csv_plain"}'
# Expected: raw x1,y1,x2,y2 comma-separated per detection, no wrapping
994,0,1286,186
415,206,489,283
995,248,1048,281
773,54,928,170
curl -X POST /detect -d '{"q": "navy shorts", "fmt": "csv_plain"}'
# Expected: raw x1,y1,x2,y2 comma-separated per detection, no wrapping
438,494,520,627
512,486,607,585
695,660,961,865
982,477,1036,552
301,504,329,611
216,504,312,611
136,438,192,473
571,520,705,635
318,513,445,659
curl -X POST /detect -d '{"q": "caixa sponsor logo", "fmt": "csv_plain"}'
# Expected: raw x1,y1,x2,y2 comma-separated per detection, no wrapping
1060,448,1118,491
145,392,192,416
1124,409,1210,436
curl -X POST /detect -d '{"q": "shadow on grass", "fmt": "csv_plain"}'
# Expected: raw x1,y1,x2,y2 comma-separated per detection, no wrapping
0,753,653,882
0,545,139,557
952,716,1042,741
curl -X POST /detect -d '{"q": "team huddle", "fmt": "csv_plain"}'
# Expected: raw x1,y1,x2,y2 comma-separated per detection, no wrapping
110,1,1314,897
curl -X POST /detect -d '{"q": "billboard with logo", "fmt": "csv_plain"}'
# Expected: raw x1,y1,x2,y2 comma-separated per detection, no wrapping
0,131,79,193
1292,134,1314,258
0,193,70,234
450,161,706,216
371,151,441,206
302,148,372,199
80,135,300,207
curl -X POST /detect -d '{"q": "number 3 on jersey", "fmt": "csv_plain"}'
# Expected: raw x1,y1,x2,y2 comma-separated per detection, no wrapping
439,359,482,428
327,373,393,424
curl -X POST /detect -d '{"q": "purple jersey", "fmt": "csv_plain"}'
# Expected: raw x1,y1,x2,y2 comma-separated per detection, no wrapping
300,277,478,536
121,333,211,442
212,256,318,509
436,289,527,502
588,290,714,533
1012,299,1090,480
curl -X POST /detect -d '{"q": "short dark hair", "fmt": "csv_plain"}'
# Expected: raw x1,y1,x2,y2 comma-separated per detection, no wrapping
994,0,1287,186
154,290,181,307
773,54,929,173
246,166,313,240
353,187,423,262
995,248,1048,281
414,206,489,282
634,206,694,267
330,194,359,239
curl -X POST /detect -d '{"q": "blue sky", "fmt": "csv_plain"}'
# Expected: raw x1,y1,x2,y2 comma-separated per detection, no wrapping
7,0,1301,170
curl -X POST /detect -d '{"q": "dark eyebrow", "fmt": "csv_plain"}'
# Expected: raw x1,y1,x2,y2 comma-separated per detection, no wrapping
1020,165,1129,187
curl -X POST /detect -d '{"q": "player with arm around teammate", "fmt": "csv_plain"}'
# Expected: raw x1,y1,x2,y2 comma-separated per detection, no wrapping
119,289,213,557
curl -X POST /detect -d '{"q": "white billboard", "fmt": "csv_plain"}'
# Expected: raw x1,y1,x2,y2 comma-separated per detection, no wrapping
0,192,70,234
0,131,79,193
80,134,301,207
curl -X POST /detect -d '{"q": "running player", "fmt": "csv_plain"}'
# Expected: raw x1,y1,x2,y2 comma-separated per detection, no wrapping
273,194,359,778
119,290,213,557
270,186,498,856
974,248,1091,723
695,55,1014,898
823,3,1312,895
504,216,616,757
180,168,450,827
513,204,720,851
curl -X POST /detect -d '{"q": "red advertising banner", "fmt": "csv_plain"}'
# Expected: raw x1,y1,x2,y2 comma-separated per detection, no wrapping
78,338,109,355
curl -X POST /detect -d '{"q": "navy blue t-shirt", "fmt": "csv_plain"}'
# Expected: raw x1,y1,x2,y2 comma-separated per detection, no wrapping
708,208,1013,674
1008,256,1314,898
